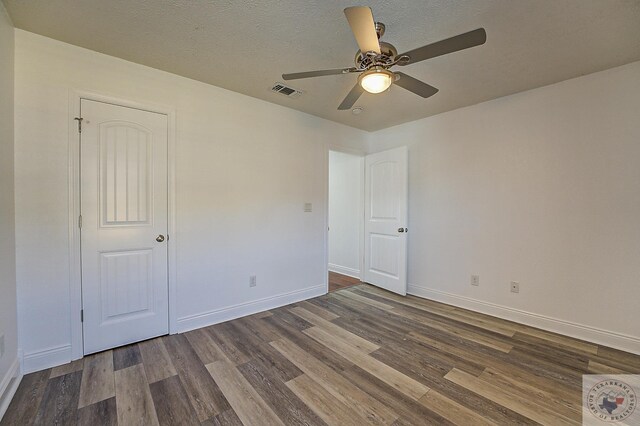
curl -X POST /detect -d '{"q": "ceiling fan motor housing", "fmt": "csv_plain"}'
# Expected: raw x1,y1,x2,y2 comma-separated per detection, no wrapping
355,38,398,70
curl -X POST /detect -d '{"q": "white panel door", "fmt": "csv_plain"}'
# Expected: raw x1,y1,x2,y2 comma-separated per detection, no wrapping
364,146,408,295
80,99,169,355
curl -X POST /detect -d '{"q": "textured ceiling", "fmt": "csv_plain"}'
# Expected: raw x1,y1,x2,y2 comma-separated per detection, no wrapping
4,0,640,131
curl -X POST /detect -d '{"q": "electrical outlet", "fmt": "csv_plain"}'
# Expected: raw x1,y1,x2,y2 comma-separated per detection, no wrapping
0,334,4,358
510,281,520,293
304,203,312,213
249,275,257,287
471,275,480,286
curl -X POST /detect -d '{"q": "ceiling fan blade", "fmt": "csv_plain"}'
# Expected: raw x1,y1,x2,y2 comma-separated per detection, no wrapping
397,28,486,66
344,6,381,54
338,83,365,110
394,72,439,98
282,67,358,81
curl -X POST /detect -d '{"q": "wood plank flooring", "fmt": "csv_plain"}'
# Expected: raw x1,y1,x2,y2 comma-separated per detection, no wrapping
3,284,640,425
328,271,361,292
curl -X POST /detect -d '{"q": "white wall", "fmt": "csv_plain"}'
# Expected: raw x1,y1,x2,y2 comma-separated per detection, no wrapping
328,151,363,278
14,30,367,372
0,2,19,417
369,60,640,353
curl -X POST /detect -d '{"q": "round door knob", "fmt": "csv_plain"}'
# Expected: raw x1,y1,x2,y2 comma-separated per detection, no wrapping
156,234,165,242
398,228,405,233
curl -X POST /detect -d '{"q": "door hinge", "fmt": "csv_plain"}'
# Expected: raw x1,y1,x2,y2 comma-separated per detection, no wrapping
78,215,82,229
80,309,84,322
74,117,83,133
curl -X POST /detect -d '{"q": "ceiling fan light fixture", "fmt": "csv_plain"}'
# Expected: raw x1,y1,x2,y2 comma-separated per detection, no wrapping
358,67,393,94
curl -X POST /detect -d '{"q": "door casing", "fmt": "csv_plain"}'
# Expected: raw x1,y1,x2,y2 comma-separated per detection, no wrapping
68,90,177,361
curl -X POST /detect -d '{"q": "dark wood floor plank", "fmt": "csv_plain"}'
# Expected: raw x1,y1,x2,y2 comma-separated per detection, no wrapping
163,334,231,422
149,375,199,426
112,343,143,371
237,360,327,426
33,371,82,426
0,369,50,425
76,397,117,426
270,309,314,331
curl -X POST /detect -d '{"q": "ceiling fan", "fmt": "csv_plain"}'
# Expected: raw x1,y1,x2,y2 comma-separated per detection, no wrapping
282,6,487,110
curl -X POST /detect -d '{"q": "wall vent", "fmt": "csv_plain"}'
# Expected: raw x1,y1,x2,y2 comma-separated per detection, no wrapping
271,82,303,99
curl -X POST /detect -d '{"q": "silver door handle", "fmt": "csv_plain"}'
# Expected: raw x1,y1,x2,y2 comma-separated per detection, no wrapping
156,234,165,242
398,228,407,233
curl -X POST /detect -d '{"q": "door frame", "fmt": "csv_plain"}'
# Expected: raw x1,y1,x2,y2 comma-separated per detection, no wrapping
324,145,366,293
67,90,177,360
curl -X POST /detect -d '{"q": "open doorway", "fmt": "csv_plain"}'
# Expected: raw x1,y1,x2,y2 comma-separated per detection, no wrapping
328,150,365,292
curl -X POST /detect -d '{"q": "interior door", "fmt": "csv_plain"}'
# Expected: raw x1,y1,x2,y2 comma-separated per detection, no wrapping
363,146,408,295
80,99,169,355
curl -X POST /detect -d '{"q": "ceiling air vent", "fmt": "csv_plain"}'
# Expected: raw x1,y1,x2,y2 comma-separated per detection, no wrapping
271,82,303,99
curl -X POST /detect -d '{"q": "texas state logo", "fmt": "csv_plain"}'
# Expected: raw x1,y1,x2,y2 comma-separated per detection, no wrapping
583,375,639,425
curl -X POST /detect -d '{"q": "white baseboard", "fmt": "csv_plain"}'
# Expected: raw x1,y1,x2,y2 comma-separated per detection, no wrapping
408,284,640,355
0,358,22,421
328,264,360,279
18,285,327,374
22,344,72,374
177,284,326,333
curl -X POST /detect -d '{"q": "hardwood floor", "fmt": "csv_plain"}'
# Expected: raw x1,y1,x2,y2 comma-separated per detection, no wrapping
328,271,361,292
3,284,640,425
